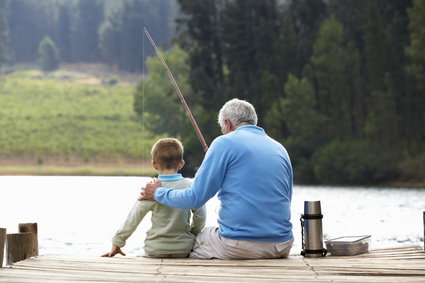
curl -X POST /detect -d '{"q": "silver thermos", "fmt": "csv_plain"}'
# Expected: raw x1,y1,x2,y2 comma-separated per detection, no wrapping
300,200,327,257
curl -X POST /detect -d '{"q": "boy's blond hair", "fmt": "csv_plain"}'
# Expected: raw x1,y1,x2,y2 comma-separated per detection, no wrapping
151,138,184,170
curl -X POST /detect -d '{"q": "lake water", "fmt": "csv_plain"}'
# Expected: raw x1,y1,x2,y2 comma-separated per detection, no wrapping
1,176,424,260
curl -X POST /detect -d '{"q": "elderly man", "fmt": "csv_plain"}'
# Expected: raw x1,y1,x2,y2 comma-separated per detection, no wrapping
140,98,294,259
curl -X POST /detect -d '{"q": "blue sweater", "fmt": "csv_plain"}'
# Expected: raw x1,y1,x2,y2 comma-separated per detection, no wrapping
154,125,293,242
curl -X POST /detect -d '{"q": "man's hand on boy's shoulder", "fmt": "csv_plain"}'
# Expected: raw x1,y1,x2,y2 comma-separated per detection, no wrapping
139,178,161,201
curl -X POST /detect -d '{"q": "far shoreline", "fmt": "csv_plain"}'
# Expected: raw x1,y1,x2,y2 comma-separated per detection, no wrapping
0,160,156,177
0,166,156,177
0,165,423,188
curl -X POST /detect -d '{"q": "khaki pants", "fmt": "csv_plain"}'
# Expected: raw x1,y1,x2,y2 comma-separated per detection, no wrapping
190,227,294,259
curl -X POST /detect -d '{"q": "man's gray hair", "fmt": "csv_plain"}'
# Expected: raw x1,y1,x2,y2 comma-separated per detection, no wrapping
218,98,258,128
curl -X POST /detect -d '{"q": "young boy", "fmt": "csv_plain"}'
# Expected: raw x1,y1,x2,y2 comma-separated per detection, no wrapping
102,138,206,258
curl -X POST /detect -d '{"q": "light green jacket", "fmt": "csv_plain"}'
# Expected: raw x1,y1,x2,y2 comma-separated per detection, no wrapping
112,176,206,255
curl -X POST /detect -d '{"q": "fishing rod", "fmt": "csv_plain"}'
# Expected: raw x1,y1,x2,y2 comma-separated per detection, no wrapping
143,27,209,152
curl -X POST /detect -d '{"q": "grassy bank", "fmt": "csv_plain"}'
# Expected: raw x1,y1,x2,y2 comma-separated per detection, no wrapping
0,162,156,176
0,68,159,175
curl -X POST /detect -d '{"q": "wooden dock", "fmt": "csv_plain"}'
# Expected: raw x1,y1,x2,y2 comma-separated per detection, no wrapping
0,245,424,283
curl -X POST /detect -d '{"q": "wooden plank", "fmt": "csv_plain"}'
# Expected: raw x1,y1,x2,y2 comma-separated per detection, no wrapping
0,246,424,283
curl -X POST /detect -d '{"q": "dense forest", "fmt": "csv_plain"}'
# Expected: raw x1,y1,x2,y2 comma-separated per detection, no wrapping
0,0,177,71
0,0,424,185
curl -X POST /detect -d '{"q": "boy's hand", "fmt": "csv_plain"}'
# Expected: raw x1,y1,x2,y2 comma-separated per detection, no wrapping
101,245,126,257
139,178,161,201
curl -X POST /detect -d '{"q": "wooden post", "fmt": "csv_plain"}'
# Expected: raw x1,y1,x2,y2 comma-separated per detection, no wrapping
6,223,38,265
18,223,38,257
0,228,5,268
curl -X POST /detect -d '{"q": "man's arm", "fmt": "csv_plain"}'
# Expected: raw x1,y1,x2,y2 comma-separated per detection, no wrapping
139,177,207,209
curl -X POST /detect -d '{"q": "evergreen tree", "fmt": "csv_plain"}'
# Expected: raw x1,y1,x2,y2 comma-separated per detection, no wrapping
281,74,326,138
134,46,206,172
221,0,280,119
309,16,364,140
100,0,175,72
38,35,60,71
327,0,365,49
72,0,104,62
285,0,328,75
115,0,145,71
284,74,328,182
57,3,72,62
364,74,399,150
176,0,226,160
99,6,122,66
362,1,410,95
177,0,225,112
405,0,425,140
276,12,299,87
262,0,327,137
406,0,425,90
360,0,411,153
0,0,8,69
134,46,191,137
7,0,55,63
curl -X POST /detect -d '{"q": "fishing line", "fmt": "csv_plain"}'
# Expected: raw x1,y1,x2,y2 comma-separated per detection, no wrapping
143,27,209,152
142,28,146,170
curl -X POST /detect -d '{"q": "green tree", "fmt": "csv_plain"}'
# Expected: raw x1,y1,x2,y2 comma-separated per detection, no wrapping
361,1,411,146
176,0,226,170
276,13,299,86
100,0,176,72
364,74,399,149
327,0,365,48
262,3,321,139
362,1,410,94
285,0,328,75
221,0,280,119
274,74,327,183
406,0,425,90
167,0,423,183
281,74,326,138
313,140,383,184
404,0,425,141
37,35,60,71
56,3,72,62
177,0,225,112
134,46,206,172
134,46,191,137
7,0,56,63
72,0,104,62
0,0,8,69
308,16,364,140
99,8,122,66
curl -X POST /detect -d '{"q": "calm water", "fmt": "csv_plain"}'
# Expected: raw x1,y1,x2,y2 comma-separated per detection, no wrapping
1,176,424,258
